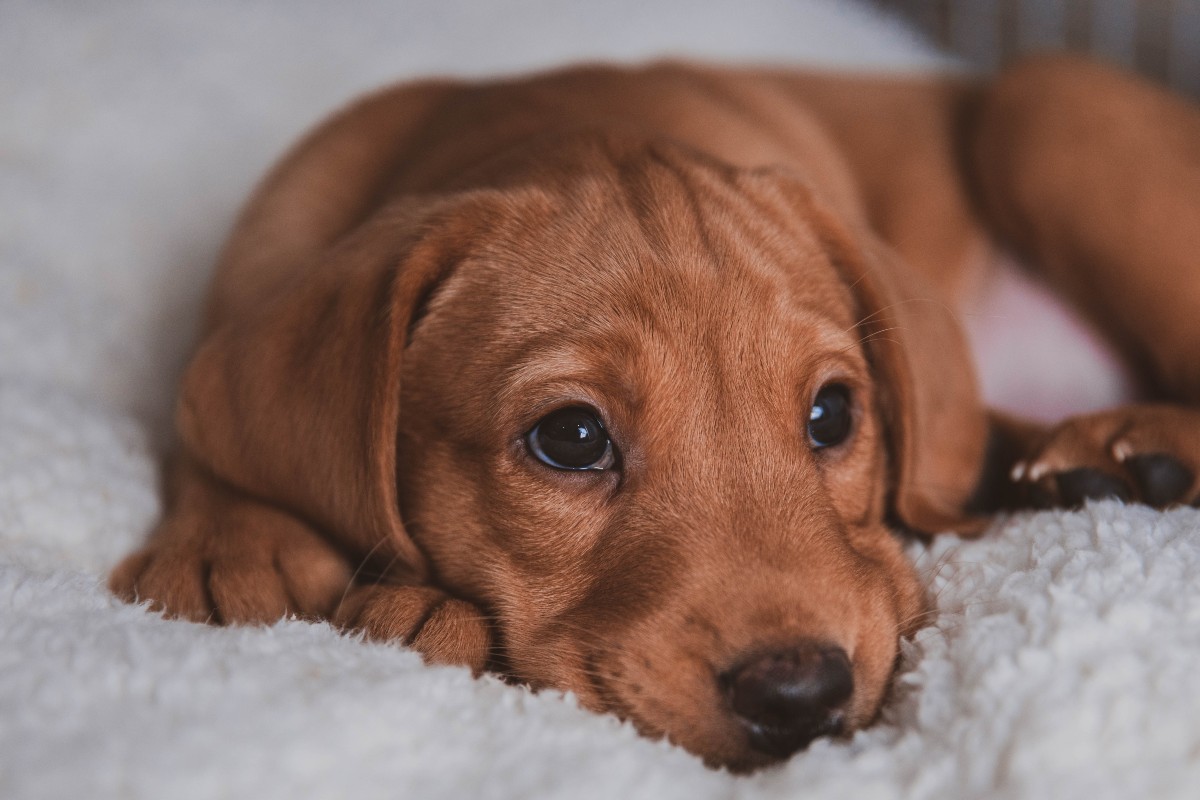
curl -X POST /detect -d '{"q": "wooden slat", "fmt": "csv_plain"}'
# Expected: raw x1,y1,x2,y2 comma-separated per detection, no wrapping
1017,0,1068,51
1136,0,1173,81
949,0,1004,69
874,0,1199,96
1169,1,1200,94
1089,0,1139,67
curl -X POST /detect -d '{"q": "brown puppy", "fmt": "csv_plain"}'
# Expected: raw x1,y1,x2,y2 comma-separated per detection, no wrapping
111,55,1200,770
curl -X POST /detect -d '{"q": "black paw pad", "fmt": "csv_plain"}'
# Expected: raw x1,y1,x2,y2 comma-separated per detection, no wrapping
1126,453,1194,508
1054,468,1131,509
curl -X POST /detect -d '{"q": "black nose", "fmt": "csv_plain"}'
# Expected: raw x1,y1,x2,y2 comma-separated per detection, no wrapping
722,643,854,758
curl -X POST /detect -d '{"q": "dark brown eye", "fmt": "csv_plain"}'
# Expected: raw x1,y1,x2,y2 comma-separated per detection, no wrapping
808,384,853,449
527,407,615,470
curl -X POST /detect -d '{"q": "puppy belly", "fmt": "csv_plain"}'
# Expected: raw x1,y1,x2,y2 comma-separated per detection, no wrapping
962,252,1138,423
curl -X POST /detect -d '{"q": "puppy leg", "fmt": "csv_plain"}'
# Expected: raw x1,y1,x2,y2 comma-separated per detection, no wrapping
333,585,492,673
109,458,353,624
969,54,1200,401
965,58,1200,511
112,459,494,668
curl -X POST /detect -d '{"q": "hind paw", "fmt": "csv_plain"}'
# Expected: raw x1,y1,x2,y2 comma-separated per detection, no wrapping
1010,405,1200,509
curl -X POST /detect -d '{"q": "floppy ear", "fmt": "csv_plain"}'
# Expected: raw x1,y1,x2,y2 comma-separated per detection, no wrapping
176,199,481,581
814,206,991,535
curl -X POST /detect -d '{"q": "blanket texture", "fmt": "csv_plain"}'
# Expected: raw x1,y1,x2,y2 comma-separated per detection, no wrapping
3,2,1198,797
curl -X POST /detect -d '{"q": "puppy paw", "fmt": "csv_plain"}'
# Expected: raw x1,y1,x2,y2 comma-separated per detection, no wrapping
109,506,352,625
1010,405,1200,509
333,585,492,673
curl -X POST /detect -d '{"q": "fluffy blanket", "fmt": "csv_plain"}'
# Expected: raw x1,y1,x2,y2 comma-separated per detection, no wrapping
3,2,1198,797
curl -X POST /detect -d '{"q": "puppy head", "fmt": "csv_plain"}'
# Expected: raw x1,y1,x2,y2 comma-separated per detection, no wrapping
179,137,986,769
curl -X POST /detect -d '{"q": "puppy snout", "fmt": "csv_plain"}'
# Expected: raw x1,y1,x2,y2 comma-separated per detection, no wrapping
721,643,854,759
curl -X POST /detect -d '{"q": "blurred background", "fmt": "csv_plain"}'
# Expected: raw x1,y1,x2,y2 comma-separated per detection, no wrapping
879,0,1200,94
2,0,1194,439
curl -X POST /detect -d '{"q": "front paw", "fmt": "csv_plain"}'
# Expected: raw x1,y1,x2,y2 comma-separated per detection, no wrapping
109,507,352,625
333,585,492,673
1011,405,1200,509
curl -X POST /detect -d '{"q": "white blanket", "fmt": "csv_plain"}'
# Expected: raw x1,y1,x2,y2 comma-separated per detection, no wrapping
3,2,1198,797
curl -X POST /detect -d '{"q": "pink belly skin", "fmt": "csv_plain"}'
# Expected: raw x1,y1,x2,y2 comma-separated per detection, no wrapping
961,253,1139,424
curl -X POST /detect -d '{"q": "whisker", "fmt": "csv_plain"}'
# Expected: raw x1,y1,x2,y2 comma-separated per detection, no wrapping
843,296,947,334
333,533,395,620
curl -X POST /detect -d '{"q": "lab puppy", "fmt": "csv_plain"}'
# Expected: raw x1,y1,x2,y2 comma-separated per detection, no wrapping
112,55,1200,770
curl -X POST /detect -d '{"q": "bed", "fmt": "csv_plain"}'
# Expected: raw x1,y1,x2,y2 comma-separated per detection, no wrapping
3,2,1198,797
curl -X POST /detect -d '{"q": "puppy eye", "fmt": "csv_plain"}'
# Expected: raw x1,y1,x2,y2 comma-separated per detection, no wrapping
526,407,616,471
808,384,853,449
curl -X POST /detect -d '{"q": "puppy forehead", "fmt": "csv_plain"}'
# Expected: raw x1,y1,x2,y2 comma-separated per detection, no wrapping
407,155,867,424
457,171,859,351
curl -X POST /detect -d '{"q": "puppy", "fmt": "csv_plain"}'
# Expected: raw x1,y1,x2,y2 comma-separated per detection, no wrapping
111,55,1200,770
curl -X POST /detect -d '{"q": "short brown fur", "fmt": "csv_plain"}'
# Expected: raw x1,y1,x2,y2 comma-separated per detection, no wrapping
112,55,1200,769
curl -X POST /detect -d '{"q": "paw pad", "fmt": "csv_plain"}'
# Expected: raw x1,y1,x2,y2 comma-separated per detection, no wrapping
1123,453,1194,507
1050,468,1131,509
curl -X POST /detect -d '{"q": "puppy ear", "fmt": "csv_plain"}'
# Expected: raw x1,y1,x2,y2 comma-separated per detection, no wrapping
176,200,479,580
816,208,991,535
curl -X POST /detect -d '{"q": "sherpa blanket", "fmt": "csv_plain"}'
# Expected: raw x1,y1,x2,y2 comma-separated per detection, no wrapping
3,2,1199,798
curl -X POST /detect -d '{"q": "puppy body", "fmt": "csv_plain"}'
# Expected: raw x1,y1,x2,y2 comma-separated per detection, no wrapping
112,57,1200,769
